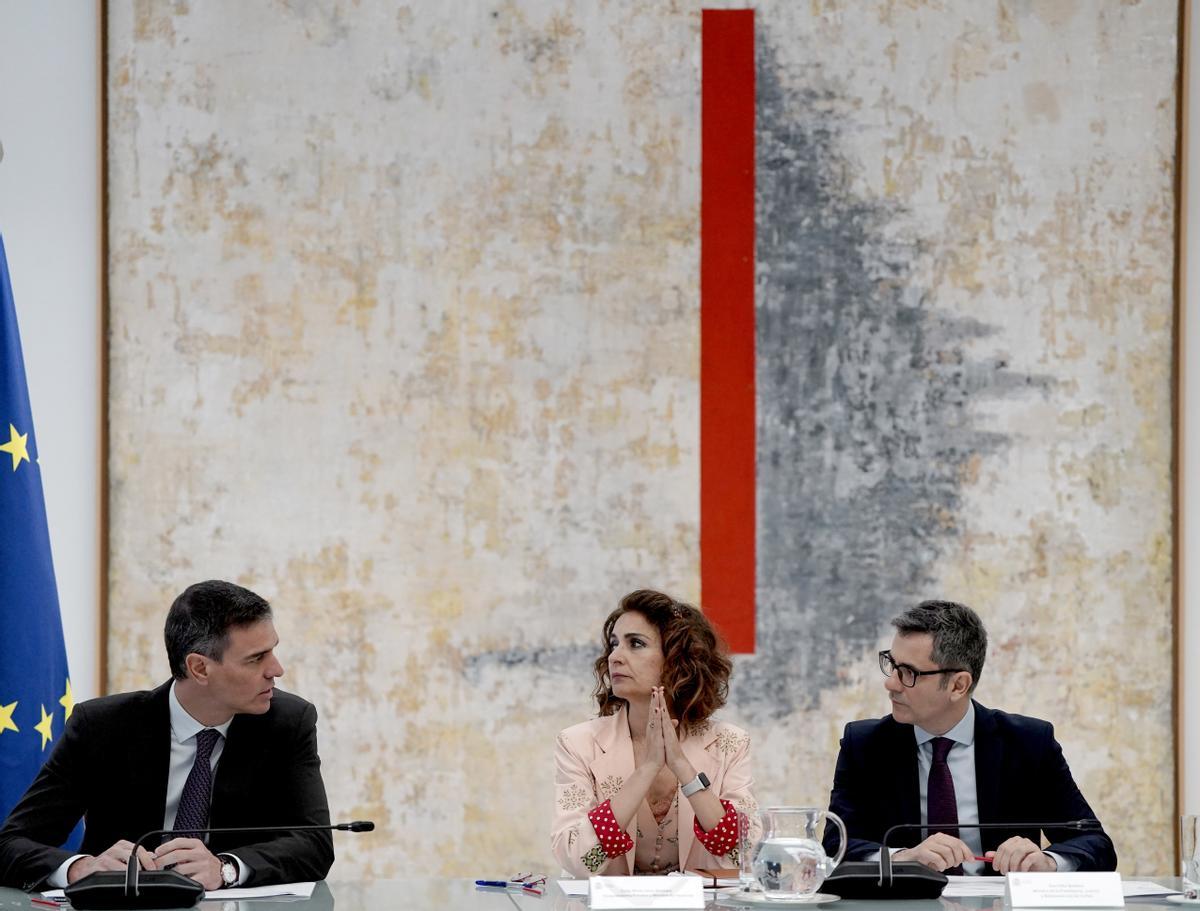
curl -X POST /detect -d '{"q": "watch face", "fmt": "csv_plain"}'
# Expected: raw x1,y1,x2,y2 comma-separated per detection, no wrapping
221,862,236,886
697,772,710,788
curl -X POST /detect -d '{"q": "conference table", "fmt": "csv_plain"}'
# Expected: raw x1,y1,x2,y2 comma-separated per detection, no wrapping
0,879,1187,911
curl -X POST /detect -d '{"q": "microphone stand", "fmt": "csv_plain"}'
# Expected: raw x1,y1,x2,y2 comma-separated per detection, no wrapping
64,820,374,910
877,819,1100,886
824,818,1102,900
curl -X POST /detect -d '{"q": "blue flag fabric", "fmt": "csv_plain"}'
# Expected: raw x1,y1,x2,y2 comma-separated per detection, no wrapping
0,235,79,847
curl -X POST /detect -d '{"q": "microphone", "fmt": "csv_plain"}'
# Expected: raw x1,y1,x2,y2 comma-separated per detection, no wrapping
823,818,1103,900
63,820,375,910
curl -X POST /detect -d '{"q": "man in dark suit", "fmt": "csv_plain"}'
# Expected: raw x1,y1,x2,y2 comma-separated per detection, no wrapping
823,600,1116,874
0,580,334,891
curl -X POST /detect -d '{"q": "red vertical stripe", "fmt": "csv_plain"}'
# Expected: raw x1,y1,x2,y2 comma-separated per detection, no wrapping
700,9,756,654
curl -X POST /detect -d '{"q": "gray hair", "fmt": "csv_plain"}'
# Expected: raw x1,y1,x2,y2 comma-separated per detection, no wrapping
890,600,986,692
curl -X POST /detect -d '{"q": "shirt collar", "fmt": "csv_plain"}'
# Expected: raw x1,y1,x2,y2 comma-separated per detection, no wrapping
914,700,975,747
169,680,234,744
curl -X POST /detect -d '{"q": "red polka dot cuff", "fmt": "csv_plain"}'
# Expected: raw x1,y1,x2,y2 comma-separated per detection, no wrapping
694,799,738,857
587,798,635,858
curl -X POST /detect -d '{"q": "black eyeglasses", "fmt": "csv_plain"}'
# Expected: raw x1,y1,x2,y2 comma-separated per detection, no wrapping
878,650,966,688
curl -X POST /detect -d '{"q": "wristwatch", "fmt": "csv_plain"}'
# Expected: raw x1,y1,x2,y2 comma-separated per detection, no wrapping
681,772,711,798
218,855,239,888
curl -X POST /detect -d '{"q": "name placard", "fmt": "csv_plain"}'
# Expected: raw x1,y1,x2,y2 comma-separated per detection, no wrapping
1006,872,1124,908
589,876,706,909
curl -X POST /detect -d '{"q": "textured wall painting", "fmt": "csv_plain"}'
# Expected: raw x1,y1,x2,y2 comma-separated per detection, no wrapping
106,1,1177,877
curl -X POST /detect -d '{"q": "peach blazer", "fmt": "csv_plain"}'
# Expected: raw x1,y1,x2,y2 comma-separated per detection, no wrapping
552,707,758,876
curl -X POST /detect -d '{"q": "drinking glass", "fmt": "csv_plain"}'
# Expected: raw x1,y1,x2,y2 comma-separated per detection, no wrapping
737,809,763,892
1184,815,1200,897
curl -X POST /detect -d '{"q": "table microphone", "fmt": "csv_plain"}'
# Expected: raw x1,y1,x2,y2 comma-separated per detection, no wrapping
63,820,375,910
823,818,1103,900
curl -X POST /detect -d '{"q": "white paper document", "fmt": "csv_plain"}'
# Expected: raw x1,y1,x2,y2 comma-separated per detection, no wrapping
560,880,591,897
590,875,706,909
669,871,740,890
942,875,1008,897
202,882,317,901
1121,881,1181,897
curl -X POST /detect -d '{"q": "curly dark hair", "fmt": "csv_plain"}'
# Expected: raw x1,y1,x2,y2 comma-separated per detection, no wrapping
592,589,732,736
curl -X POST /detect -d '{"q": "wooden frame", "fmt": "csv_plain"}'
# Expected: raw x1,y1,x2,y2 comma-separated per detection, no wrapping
98,0,110,695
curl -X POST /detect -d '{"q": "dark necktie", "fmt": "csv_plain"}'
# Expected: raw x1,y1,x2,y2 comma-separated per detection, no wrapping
927,736,963,875
173,728,221,837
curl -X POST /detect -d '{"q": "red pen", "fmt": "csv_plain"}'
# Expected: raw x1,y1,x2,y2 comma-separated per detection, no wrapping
973,855,992,862
30,899,58,908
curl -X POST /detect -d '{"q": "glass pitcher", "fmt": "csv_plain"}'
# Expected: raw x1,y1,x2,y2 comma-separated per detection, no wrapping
752,806,847,900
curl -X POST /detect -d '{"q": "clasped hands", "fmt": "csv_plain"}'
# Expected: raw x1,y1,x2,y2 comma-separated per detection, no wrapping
634,686,695,782
894,832,1057,873
66,838,225,890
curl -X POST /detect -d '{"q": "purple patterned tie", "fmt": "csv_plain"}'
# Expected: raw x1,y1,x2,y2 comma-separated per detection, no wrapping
173,729,221,837
927,737,963,875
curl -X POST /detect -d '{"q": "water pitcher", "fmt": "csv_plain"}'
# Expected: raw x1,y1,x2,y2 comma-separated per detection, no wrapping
752,806,846,900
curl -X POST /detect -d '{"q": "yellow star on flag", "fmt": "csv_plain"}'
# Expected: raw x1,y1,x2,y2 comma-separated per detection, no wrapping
0,423,30,471
34,704,53,750
59,679,74,721
0,701,17,735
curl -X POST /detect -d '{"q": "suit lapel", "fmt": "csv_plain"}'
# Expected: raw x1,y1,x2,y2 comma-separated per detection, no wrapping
677,725,718,867
138,682,173,836
590,710,635,874
972,701,1003,851
211,706,265,829
890,719,921,846
591,709,635,796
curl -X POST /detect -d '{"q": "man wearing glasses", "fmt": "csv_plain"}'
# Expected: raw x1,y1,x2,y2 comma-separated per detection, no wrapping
823,600,1116,875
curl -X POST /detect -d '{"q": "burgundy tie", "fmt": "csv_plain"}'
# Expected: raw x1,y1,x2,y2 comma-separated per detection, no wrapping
173,729,221,837
928,737,963,875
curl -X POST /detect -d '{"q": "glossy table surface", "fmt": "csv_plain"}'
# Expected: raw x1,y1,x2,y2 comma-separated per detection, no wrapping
0,878,1188,911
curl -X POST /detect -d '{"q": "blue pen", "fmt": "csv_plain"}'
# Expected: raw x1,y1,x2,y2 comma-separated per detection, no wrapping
476,880,542,891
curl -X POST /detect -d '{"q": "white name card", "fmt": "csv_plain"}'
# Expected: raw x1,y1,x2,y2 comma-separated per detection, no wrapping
589,876,706,910
1006,872,1125,908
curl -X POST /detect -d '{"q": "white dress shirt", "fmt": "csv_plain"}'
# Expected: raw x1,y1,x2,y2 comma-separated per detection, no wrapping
163,682,232,831
48,682,246,888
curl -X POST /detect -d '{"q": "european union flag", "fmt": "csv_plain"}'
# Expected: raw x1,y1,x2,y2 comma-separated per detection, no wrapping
0,235,78,847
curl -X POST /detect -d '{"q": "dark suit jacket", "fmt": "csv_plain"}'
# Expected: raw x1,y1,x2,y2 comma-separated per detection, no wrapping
822,701,1116,872
0,681,334,890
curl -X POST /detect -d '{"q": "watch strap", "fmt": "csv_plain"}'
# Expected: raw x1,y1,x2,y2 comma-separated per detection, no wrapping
681,771,710,797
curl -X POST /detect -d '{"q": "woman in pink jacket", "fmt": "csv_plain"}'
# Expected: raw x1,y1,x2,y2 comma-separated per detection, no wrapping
552,589,758,876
